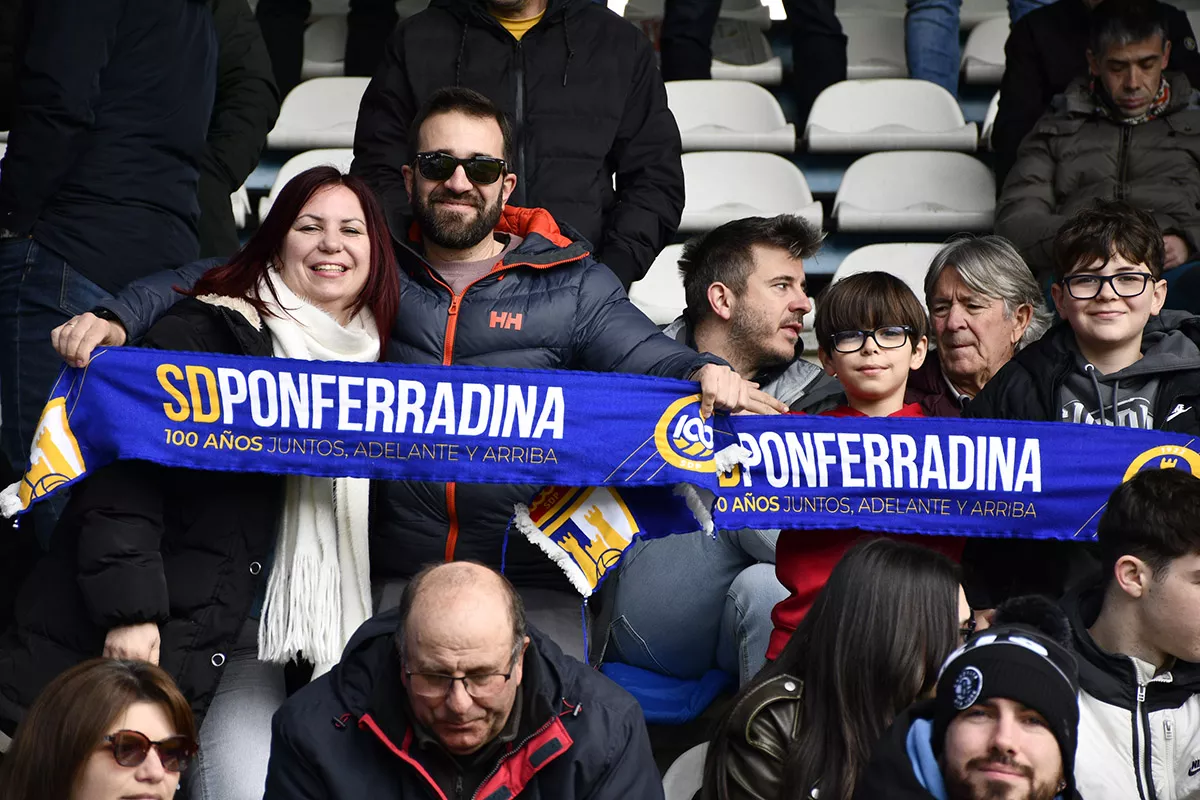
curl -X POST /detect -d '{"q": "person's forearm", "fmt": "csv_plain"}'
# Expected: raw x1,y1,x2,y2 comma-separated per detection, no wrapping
95,258,217,341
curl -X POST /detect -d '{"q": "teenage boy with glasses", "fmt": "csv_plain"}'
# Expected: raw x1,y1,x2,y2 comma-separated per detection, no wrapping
766,271,967,661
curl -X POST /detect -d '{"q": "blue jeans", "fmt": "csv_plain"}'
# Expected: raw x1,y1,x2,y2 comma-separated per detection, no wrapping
605,528,787,686
905,0,1056,96
0,238,111,544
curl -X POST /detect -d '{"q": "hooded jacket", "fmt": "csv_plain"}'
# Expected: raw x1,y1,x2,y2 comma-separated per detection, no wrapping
1063,582,1200,800
0,0,216,292
350,0,684,288
965,311,1200,434
854,699,1085,800
92,207,722,589
264,610,663,800
996,72,1200,277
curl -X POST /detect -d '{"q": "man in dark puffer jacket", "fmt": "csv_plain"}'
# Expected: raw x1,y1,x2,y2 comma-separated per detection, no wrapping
350,0,684,289
52,88,782,659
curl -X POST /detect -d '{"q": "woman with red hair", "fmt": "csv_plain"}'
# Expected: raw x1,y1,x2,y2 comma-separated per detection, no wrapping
0,166,399,799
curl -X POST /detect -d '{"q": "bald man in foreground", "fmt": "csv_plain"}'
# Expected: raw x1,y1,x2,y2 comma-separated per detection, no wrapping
264,561,663,799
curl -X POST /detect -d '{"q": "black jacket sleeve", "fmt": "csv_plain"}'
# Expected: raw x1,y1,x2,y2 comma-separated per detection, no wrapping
350,25,417,240
199,0,280,257
1167,7,1200,92
0,0,122,232
264,705,330,799
581,699,666,800
594,34,685,289
992,17,1054,192
94,257,221,341
570,260,721,378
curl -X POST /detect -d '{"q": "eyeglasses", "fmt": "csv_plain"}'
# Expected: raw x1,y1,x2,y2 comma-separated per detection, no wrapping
405,643,521,699
414,152,507,185
1061,272,1155,300
103,730,197,773
829,325,913,354
959,616,977,644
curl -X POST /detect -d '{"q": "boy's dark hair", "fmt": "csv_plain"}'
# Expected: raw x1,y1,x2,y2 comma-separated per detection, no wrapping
1052,200,1165,281
1089,0,1168,57
679,215,823,322
1097,469,1200,581
814,271,928,353
408,87,514,166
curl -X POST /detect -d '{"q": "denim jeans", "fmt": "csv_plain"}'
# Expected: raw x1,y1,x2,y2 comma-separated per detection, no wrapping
0,238,112,544
906,0,963,95
604,529,786,687
185,621,287,800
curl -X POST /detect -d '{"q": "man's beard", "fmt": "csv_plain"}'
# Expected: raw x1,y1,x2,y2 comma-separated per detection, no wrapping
413,186,504,251
944,754,1061,800
726,306,800,375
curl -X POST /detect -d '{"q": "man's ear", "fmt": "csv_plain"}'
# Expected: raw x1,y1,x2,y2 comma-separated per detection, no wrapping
402,164,415,204
1163,38,1173,70
707,282,736,322
501,171,517,207
1011,304,1034,347
1113,554,1154,599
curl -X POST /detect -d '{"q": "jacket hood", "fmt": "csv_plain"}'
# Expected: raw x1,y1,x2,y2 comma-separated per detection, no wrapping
854,700,940,800
1012,312,1200,380
664,316,839,410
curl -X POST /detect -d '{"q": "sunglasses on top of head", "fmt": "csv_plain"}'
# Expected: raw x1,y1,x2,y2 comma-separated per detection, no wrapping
103,730,198,773
414,152,507,185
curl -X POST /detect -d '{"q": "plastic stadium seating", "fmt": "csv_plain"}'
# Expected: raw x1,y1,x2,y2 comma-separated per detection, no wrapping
258,149,355,220
962,17,1008,85
833,151,995,233
667,81,795,153
960,0,1007,27
1189,10,1200,37
663,743,709,800
832,243,943,309
266,77,369,150
302,16,348,80
981,90,1000,150
622,0,770,27
679,152,823,232
630,245,686,325
805,80,979,153
843,14,907,80
232,185,252,229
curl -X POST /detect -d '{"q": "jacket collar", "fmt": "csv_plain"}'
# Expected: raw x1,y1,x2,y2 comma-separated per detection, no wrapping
1063,71,1199,117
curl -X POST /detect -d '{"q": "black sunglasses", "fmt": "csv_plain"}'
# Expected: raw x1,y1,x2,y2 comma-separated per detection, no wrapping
104,730,198,773
414,152,507,185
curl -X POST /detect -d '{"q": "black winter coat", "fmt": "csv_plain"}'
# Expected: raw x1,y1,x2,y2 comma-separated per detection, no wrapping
350,0,684,288
93,208,720,589
265,610,664,800
992,0,1200,189
0,0,216,292
0,299,282,735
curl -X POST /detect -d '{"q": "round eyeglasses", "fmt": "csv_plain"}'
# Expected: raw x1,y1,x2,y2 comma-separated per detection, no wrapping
829,325,913,354
1060,272,1155,300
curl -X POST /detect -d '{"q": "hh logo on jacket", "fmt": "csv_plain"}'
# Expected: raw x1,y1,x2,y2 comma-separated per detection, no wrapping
490,311,523,331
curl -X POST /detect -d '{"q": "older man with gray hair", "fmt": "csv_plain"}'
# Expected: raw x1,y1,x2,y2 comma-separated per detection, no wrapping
906,235,1053,416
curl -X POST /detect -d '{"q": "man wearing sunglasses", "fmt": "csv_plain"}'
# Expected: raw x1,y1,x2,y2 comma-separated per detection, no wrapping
349,0,684,291
265,561,662,799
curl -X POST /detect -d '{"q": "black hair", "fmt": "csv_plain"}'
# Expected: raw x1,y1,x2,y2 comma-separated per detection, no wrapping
1052,200,1165,281
1089,0,1169,57
1097,469,1200,581
679,215,823,322
408,87,515,166
814,271,928,353
702,538,960,800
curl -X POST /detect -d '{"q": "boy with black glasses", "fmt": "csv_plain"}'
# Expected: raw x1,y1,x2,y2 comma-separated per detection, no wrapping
767,271,967,660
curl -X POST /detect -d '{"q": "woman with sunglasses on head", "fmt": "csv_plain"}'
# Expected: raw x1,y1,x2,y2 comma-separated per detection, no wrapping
0,658,198,800
700,538,967,800
0,166,399,800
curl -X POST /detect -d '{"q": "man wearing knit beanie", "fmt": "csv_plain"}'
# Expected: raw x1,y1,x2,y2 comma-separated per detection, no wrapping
854,596,1083,800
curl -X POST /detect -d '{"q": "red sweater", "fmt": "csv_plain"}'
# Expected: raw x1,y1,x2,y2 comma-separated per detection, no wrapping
766,403,966,660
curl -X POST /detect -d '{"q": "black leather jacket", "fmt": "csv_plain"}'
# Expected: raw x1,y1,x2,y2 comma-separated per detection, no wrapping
701,675,803,800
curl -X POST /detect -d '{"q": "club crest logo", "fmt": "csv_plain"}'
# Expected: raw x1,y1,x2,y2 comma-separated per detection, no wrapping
18,397,86,510
1122,445,1200,482
654,394,715,473
953,666,984,710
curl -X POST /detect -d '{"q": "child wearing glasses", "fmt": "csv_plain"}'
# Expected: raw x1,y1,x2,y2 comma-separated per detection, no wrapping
766,271,967,661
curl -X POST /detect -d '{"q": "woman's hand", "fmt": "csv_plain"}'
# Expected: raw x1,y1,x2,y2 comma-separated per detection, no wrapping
693,364,789,419
51,312,128,368
104,622,161,665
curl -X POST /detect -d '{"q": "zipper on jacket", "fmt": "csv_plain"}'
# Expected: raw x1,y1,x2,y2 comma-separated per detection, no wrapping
471,715,560,799
1116,125,1133,201
514,42,526,198
455,774,464,800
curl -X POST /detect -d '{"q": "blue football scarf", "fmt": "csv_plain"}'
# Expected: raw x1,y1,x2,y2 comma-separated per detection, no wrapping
6,348,1198,598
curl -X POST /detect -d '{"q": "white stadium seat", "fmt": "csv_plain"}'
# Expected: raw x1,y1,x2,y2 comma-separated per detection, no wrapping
679,152,823,233
981,90,1000,150
622,0,770,27
833,151,995,233
258,149,355,220
805,80,978,153
232,185,253,229
266,77,369,150
1191,11,1200,38
960,0,1006,28
302,16,348,80
630,245,686,325
962,17,1009,85
832,243,943,310
667,81,795,153
663,743,709,800
843,14,907,80
710,24,784,85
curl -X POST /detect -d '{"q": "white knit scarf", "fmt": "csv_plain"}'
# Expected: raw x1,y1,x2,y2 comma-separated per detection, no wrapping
255,269,378,677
